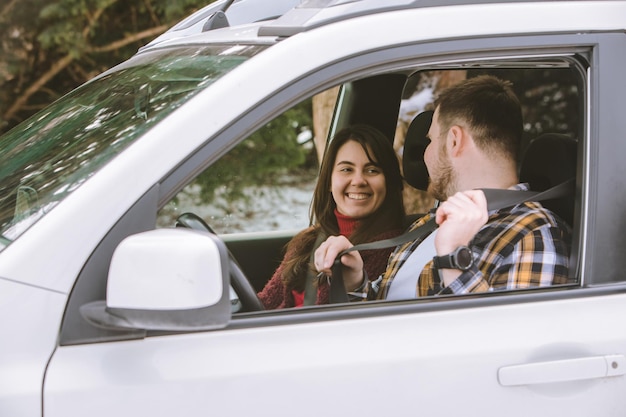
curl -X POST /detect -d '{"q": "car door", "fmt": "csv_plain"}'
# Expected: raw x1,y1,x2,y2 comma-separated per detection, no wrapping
44,16,626,417
44,290,626,416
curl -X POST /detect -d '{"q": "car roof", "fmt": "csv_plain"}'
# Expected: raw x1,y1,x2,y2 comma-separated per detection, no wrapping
257,0,603,37
143,0,620,50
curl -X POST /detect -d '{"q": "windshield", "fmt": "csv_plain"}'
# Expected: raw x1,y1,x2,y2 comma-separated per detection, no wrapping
0,44,265,251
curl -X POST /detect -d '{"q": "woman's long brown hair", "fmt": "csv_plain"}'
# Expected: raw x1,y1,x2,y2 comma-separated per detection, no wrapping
281,124,405,291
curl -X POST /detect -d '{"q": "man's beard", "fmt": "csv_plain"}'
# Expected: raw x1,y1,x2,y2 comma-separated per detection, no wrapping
427,155,456,202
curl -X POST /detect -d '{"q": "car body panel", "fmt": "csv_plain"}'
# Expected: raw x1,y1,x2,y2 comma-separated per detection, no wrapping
259,0,626,36
0,280,66,415
45,292,626,416
142,0,301,49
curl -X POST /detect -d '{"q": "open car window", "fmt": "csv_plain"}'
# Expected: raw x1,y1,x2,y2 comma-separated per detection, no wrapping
157,96,321,235
157,56,585,314
157,88,339,302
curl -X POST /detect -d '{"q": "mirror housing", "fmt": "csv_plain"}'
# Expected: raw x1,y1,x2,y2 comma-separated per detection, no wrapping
81,228,231,331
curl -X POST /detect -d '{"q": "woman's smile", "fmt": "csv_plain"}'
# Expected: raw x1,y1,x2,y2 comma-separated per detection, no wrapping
346,192,371,200
331,140,386,219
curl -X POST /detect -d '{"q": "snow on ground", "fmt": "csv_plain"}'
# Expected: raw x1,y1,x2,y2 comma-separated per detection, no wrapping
399,87,434,124
158,176,317,234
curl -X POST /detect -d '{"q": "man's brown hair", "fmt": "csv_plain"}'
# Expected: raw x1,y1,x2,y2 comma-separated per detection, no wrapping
434,74,523,161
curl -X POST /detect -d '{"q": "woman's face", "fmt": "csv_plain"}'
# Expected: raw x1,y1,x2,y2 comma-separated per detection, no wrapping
330,140,387,219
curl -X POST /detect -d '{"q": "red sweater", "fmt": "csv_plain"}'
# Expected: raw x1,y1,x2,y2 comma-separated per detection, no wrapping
257,213,402,309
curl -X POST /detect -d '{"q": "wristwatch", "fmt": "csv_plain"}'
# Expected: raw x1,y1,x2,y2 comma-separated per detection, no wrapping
433,246,473,271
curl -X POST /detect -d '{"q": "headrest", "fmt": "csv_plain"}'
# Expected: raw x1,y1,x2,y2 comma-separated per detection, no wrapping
519,133,577,225
402,110,433,191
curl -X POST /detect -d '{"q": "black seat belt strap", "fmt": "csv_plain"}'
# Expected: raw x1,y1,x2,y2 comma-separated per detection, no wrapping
304,232,327,306
482,178,574,212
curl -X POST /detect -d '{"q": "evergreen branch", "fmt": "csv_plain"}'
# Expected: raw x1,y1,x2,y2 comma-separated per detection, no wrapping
0,0,19,23
143,0,161,26
88,24,168,53
3,53,74,123
2,0,168,125
2,24,167,123
83,0,119,38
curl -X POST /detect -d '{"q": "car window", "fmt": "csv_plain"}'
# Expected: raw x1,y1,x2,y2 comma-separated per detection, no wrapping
157,91,338,234
158,56,585,314
157,89,340,311
396,66,582,216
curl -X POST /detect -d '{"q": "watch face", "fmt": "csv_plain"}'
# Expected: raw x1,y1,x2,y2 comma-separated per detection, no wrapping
456,247,473,270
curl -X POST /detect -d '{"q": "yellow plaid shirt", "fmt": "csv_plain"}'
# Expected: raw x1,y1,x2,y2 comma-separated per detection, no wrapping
370,186,571,299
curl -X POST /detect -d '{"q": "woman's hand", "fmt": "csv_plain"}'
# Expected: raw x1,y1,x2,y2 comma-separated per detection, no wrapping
314,235,365,291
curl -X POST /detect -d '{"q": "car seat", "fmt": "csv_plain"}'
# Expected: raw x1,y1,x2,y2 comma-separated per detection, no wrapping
402,110,433,192
519,133,577,226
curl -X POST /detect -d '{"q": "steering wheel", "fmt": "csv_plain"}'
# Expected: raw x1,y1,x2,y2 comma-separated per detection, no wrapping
175,212,265,312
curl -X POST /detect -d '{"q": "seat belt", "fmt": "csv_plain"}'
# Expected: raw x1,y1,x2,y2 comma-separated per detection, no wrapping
303,232,328,306
329,178,575,303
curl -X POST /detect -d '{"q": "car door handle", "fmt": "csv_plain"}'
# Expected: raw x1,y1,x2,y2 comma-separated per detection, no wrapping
498,354,626,386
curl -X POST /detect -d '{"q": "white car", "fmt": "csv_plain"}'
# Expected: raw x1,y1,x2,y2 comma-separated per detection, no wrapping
1,0,626,415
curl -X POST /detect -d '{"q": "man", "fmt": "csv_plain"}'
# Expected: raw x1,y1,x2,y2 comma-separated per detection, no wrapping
314,75,571,300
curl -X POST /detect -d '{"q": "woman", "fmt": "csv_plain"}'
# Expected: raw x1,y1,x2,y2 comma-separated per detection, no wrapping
258,125,405,308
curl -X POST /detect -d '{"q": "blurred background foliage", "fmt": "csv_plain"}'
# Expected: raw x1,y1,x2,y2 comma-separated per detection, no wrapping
192,101,316,205
0,0,217,134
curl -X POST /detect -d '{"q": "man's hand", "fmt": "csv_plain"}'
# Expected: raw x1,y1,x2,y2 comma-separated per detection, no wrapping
314,235,365,291
435,190,488,286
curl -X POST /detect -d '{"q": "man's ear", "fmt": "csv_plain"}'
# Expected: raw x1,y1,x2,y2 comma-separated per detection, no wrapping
447,125,467,157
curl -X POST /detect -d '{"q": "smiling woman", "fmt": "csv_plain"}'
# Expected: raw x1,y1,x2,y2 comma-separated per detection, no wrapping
255,124,405,308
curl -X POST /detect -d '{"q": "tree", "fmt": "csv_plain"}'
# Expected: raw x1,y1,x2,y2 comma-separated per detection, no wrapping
192,100,316,205
0,0,214,134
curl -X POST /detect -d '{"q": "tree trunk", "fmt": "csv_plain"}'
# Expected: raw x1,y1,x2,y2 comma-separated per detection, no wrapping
312,86,340,165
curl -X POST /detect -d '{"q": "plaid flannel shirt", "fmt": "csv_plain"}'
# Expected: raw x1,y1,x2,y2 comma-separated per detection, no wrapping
370,184,572,299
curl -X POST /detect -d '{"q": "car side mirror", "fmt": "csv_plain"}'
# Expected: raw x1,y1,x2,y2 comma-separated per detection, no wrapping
81,228,231,331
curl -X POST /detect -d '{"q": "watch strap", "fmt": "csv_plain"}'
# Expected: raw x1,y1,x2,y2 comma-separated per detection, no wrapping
433,246,473,271
433,253,455,269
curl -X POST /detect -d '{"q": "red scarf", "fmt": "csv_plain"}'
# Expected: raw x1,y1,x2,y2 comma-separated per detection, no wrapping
334,209,360,238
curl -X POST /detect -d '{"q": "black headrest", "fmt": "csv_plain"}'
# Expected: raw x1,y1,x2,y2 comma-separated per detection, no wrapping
519,133,577,225
402,110,433,191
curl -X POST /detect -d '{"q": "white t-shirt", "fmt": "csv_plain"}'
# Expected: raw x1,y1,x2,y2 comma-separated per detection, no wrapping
385,230,438,301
